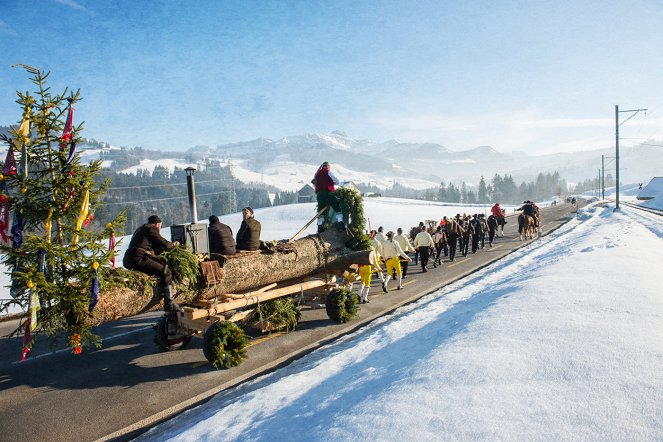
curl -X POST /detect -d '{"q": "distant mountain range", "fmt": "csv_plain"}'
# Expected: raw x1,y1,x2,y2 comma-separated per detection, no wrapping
1,126,660,190
203,131,660,187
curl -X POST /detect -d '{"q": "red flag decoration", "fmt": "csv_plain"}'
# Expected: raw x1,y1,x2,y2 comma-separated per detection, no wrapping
109,231,117,268
21,320,31,361
0,146,18,242
59,99,73,153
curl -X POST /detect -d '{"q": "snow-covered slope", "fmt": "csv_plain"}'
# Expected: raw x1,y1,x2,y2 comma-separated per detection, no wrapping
139,203,663,441
0,197,515,314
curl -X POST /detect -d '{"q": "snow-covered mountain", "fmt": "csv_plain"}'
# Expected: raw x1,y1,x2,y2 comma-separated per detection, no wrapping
206,131,661,190
2,128,659,191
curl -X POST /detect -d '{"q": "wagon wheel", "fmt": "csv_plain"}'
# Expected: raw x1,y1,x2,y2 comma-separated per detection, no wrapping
202,321,248,369
154,313,192,351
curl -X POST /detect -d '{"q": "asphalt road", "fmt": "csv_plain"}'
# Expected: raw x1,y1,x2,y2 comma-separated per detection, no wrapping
0,202,578,442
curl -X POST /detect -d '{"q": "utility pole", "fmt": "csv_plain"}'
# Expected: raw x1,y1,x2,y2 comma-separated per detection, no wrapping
601,155,605,199
615,105,647,210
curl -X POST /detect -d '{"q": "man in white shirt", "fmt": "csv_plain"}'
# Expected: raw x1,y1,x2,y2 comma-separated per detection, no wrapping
381,231,412,291
394,227,415,279
413,225,435,272
374,226,388,244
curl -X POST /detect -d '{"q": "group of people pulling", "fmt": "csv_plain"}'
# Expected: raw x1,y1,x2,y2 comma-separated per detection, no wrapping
352,208,509,304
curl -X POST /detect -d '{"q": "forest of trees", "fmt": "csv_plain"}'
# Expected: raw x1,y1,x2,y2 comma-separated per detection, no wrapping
571,174,615,195
93,158,296,234
358,172,569,205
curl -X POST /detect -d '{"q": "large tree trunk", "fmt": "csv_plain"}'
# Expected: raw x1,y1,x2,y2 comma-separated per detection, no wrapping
87,230,371,326
199,231,371,298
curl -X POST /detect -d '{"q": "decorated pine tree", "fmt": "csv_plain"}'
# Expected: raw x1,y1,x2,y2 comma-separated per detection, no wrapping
0,65,125,358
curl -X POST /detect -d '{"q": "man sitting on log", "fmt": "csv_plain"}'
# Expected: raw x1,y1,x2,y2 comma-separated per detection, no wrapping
123,215,180,312
311,161,345,233
208,215,236,257
236,207,261,251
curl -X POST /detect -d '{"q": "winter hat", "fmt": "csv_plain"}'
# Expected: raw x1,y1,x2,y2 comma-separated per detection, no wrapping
209,215,219,224
148,215,162,224
242,207,254,215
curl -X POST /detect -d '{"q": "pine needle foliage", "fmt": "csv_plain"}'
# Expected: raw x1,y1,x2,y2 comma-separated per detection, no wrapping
247,297,301,333
203,321,248,369
159,245,200,284
325,288,359,323
0,66,125,349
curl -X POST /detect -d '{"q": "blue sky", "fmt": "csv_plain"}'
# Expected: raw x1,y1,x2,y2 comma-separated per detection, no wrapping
1,0,663,155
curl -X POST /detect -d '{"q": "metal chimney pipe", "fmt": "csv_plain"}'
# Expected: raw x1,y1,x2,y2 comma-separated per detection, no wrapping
185,167,197,223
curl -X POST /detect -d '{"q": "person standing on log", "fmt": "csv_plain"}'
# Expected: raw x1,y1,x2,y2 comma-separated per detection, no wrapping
413,225,435,272
236,207,261,251
208,215,236,257
382,231,412,291
311,161,345,233
123,215,180,312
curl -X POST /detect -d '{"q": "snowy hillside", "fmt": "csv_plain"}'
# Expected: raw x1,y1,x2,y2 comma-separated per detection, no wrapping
139,203,663,441
122,131,661,190
0,197,517,314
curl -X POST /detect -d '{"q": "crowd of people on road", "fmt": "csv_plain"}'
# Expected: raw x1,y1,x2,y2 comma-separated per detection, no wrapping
352,205,513,303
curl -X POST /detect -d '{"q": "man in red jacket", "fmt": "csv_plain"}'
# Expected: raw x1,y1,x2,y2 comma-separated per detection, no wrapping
311,161,344,232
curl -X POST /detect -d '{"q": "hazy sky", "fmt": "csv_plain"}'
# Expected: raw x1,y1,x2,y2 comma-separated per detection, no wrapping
1,0,663,155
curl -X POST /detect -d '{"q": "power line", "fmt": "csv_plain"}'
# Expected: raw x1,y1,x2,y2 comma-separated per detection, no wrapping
105,177,234,191
99,190,233,206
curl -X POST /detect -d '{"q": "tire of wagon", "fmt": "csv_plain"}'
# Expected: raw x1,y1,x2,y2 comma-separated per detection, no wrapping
154,314,192,351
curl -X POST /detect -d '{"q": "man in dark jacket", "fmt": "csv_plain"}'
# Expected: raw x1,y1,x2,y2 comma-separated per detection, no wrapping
123,215,180,312
208,215,236,256
236,207,261,251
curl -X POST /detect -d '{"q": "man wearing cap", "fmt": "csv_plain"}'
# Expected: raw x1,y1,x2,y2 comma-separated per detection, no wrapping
311,161,345,233
236,207,261,251
382,231,412,291
123,215,180,312
208,215,236,256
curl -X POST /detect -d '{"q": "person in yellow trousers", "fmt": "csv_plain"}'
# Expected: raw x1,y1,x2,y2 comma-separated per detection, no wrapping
381,231,412,291
357,234,386,303
394,227,415,279
369,230,388,292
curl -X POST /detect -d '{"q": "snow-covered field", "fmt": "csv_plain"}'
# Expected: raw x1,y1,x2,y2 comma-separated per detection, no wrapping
139,201,663,441
0,198,516,313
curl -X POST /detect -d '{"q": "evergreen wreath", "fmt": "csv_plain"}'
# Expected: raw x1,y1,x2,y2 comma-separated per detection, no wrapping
202,321,248,369
247,297,301,333
325,287,359,323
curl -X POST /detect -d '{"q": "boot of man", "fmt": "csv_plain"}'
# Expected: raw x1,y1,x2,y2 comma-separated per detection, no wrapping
162,284,182,312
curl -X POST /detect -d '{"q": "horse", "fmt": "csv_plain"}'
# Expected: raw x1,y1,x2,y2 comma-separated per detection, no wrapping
518,213,536,240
